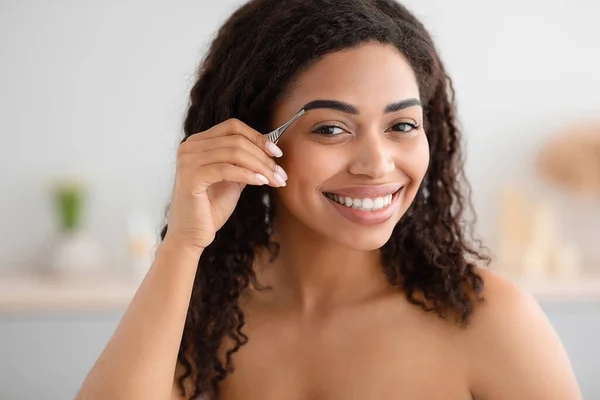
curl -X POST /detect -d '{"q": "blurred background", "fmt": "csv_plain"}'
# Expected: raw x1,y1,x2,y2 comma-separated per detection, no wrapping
1,0,599,398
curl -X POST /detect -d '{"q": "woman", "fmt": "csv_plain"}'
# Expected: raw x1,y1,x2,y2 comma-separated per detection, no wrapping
77,0,582,399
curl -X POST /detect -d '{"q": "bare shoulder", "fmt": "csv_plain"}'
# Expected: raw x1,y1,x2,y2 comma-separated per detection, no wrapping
462,267,582,399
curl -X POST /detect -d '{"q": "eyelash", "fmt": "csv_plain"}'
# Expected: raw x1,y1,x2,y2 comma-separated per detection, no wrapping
311,122,420,136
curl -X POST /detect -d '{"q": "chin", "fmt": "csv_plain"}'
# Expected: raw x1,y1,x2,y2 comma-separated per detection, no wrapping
334,232,394,251
306,215,400,251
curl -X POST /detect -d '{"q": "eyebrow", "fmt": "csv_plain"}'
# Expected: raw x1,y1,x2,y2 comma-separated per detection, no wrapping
302,98,422,114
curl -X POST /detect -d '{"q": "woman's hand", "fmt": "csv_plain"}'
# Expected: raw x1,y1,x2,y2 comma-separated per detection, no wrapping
164,118,288,252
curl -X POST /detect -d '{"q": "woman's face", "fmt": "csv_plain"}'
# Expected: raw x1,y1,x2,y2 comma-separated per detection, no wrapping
270,42,429,250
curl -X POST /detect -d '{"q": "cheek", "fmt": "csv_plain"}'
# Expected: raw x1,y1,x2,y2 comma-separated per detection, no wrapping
414,136,431,178
397,136,429,176
398,136,430,195
279,141,344,188
277,142,338,211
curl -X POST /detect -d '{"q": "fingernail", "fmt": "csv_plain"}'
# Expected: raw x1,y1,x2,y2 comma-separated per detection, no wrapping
266,141,283,158
256,173,269,185
274,172,287,187
275,165,288,180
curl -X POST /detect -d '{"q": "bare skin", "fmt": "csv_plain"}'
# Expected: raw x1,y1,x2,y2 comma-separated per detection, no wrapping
209,247,472,400
75,42,581,400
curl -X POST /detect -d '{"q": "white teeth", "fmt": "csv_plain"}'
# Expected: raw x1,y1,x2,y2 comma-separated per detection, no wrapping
373,197,383,209
324,192,395,211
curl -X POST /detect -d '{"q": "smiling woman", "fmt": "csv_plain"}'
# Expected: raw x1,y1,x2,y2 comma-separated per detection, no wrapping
75,1,582,400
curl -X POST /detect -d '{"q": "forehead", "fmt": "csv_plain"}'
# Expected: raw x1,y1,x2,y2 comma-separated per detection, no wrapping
282,42,420,112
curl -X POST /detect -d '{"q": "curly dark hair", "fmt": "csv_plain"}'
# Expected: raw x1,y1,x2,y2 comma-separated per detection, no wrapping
161,0,489,398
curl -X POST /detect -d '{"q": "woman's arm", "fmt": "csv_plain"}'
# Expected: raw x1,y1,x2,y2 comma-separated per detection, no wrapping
76,238,202,400
466,268,582,400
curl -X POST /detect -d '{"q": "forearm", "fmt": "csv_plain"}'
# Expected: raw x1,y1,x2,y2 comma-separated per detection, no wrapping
76,239,202,400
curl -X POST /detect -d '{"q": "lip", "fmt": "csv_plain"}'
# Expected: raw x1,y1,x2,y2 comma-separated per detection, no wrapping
323,182,404,198
322,186,404,226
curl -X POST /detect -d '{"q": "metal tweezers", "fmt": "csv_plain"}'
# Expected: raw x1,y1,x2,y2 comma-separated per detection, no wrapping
264,108,306,144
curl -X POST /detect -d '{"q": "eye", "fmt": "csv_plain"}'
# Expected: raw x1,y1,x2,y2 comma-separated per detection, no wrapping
388,122,420,134
311,124,346,136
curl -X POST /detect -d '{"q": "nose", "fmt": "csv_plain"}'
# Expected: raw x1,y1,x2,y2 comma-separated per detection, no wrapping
347,131,395,179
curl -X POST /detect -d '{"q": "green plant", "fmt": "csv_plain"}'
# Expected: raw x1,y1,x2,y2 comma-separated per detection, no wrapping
53,181,85,232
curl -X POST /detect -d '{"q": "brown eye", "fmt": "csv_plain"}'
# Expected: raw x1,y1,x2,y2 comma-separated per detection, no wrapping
312,125,346,136
390,122,419,133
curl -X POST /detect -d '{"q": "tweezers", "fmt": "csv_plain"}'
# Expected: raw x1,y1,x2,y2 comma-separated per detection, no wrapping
264,108,306,144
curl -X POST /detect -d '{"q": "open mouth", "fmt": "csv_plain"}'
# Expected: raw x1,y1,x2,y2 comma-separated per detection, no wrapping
322,188,403,212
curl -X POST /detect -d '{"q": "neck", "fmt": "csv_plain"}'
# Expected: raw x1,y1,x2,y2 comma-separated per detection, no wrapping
253,203,391,315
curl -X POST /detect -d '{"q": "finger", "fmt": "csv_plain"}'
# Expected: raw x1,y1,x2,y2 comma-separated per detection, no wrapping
180,134,288,183
189,146,285,187
197,134,279,170
198,163,272,187
190,118,283,158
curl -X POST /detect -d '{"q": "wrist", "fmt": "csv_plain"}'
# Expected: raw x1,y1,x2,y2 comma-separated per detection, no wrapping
159,235,205,260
